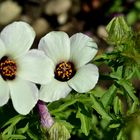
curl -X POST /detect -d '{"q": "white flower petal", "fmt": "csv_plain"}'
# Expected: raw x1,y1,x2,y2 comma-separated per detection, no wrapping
39,78,71,102
0,38,6,58
0,21,35,58
8,77,38,115
38,31,70,65
70,33,98,68
0,77,9,106
68,64,99,93
17,49,54,84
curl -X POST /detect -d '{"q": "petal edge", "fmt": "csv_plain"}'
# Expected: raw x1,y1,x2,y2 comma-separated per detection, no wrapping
68,64,99,93
70,33,98,68
39,78,71,102
0,21,35,58
8,77,38,115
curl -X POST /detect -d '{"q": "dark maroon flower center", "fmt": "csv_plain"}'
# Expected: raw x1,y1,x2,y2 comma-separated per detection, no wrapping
0,56,17,80
54,61,76,82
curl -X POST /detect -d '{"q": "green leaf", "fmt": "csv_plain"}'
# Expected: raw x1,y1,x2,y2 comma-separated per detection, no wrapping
110,66,123,80
117,129,126,140
2,115,24,128
100,84,117,108
27,130,38,140
2,125,14,136
117,80,138,103
2,115,25,136
90,86,106,98
135,67,140,79
17,123,29,134
49,94,92,115
76,94,91,103
4,134,26,140
49,99,78,114
90,95,112,121
76,104,91,136
11,134,26,139
113,96,122,115
109,123,120,128
130,102,139,114
53,110,74,120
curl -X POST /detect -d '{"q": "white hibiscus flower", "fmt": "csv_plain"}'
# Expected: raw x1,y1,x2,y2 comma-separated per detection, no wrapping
0,22,53,115
38,31,99,102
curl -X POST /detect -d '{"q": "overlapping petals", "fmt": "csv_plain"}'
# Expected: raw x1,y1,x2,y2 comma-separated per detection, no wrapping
0,22,52,115
17,49,54,84
8,77,38,115
39,31,99,102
